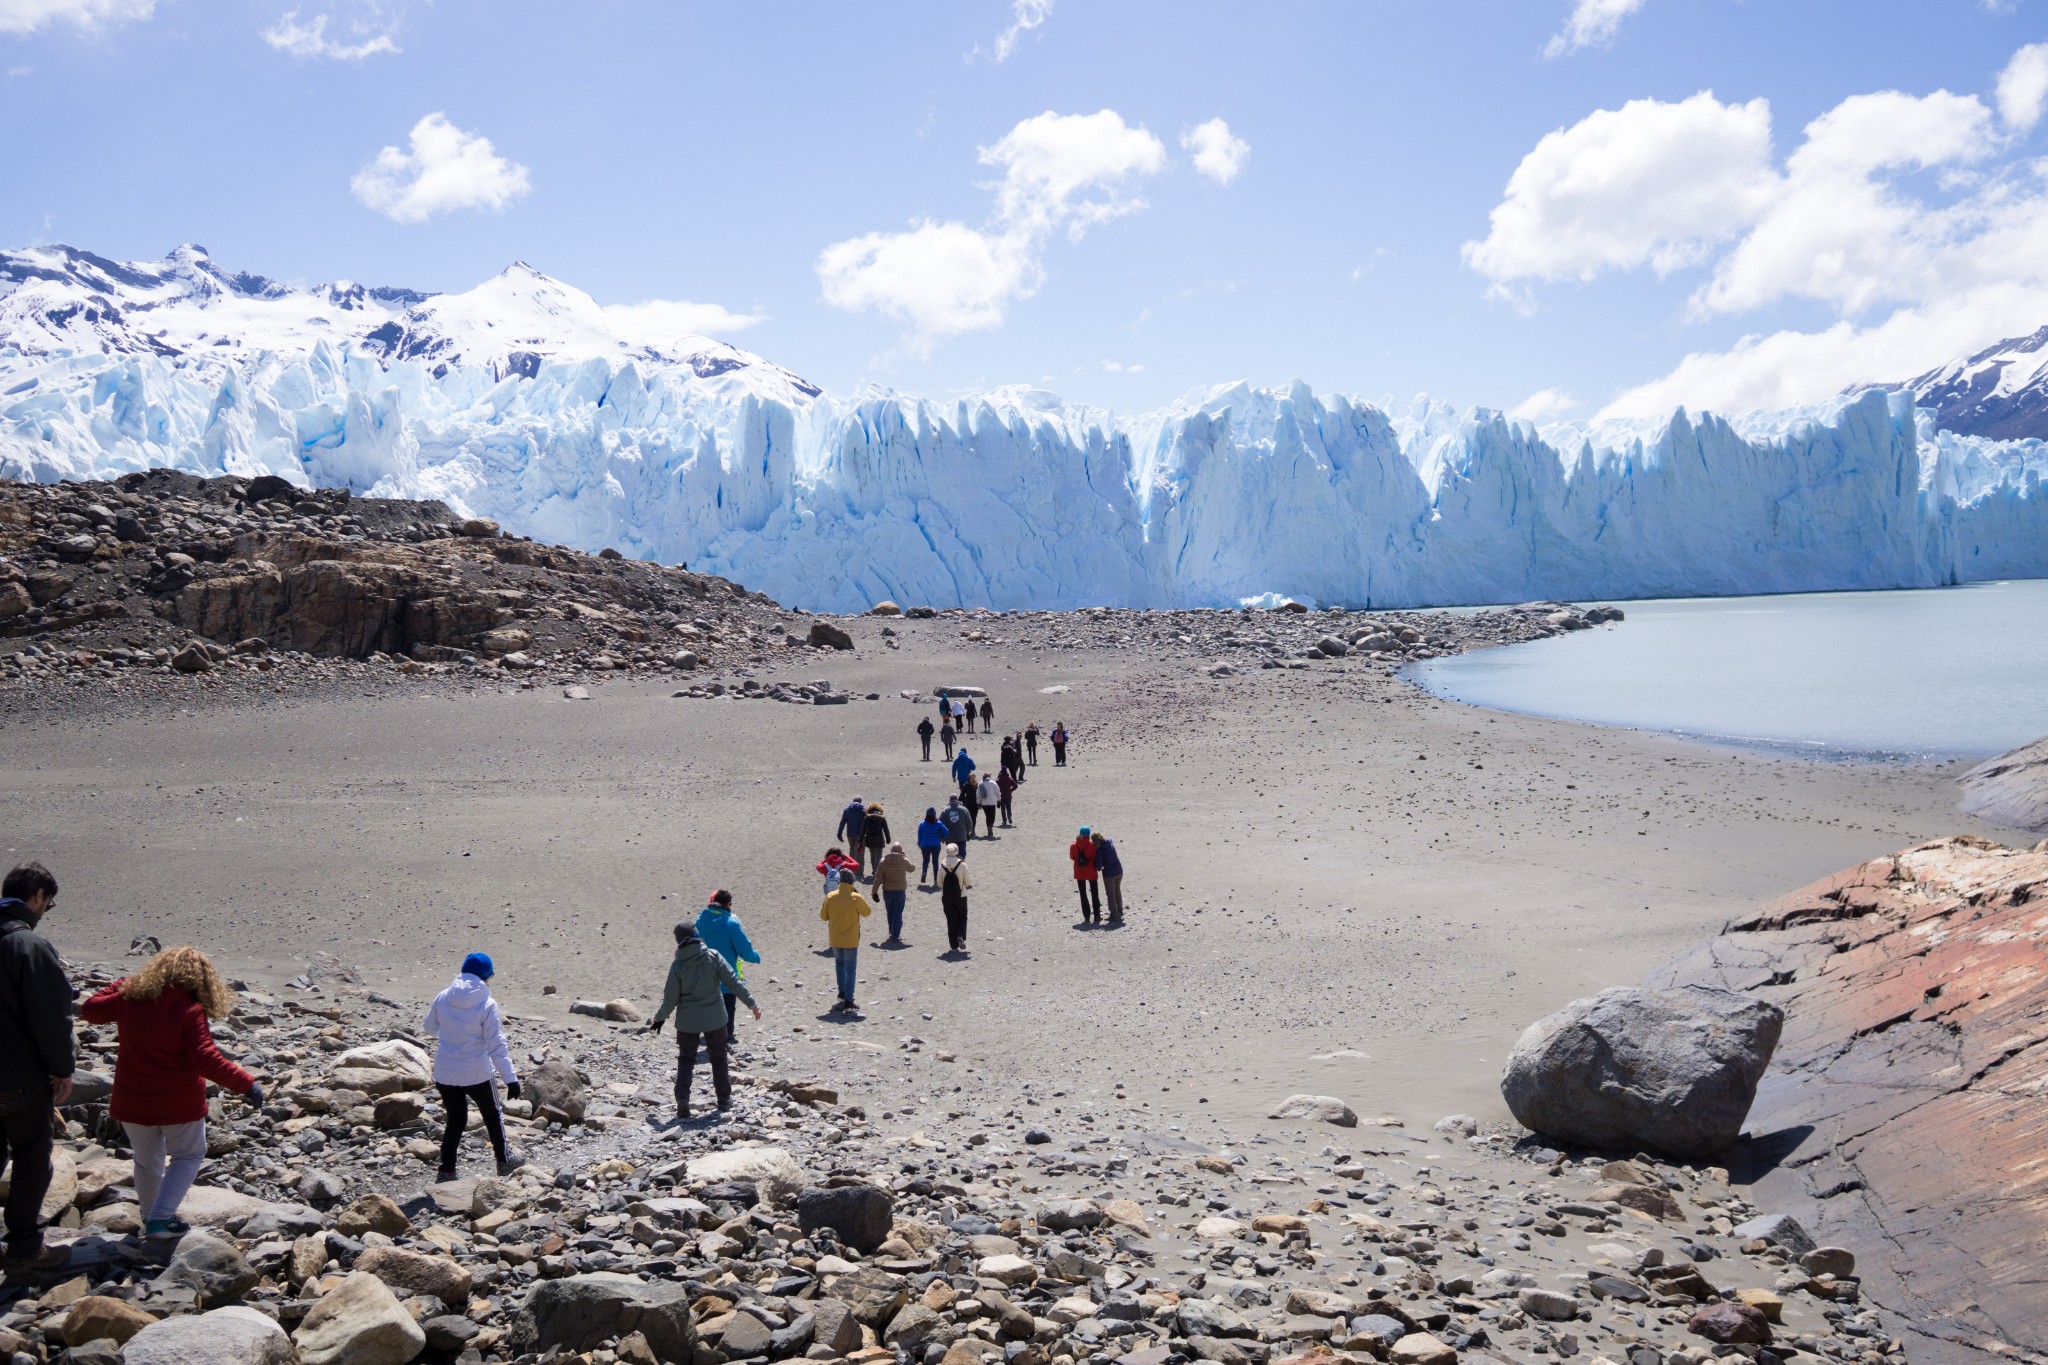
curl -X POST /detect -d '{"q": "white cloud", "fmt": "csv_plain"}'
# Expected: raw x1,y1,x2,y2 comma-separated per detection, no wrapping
817,109,1166,352
351,113,532,224
1543,0,1645,58
1997,42,2048,130
0,0,152,35
604,298,765,340
263,7,399,60
1182,118,1250,185
1462,92,1777,292
1102,359,1145,373
991,0,1051,61
1508,387,1577,422
1466,52,2048,419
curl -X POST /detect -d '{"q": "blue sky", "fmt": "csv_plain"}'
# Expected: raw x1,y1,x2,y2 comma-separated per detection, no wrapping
5,0,2046,420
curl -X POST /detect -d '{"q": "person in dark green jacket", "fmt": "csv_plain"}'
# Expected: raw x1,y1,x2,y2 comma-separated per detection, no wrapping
645,922,760,1119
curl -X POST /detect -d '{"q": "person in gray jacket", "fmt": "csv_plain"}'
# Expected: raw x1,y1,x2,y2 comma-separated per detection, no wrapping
645,922,761,1120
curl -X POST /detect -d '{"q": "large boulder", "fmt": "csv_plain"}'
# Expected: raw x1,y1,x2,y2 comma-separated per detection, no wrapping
292,1269,426,1365
1500,984,1782,1158
1960,736,2048,833
524,1057,589,1122
122,1306,295,1365
154,1227,259,1307
1268,1094,1358,1127
54,1296,156,1347
689,1146,805,1204
333,1038,433,1081
808,620,855,650
354,1244,473,1306
797,1184,894,1254
511,1273,697,1361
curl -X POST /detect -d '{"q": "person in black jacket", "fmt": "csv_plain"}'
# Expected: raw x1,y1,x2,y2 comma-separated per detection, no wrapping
0,861,74,1269
917,716,935,761
835,796,870,878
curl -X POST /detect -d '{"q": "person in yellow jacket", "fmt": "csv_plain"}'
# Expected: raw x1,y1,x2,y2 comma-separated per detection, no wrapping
820,871,872,1013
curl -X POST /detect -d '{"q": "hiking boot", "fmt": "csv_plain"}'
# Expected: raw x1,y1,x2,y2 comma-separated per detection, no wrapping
434,1167,457,1184
142,1218,192,1241
2,1238,68,1270
497,1148,528,1176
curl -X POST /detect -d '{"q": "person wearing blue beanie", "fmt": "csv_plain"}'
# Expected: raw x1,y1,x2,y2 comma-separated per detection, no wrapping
422,951,524,1181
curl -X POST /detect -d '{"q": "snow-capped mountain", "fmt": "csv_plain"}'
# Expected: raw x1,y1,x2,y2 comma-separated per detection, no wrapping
0,243,819,400
3,244,2045,611
1893,325,2048,442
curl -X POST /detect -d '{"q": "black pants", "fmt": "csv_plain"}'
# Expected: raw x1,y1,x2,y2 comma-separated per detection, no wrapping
1026,740,1037,765
1053,743,1067,766
920,736,931,759
676,1027,731,1113
921,846,940,881
724,991,739,1044
999,794,1013,825
943,737,954,758
944,901,968,950
1076,879,1102,918
437,1082,506,1170
0,1086,54,1248
981,805,996,833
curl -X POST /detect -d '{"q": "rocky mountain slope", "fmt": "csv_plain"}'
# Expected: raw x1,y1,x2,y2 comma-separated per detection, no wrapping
1650,835,2048,1362
4,245,2044,611
1891,326,2048,442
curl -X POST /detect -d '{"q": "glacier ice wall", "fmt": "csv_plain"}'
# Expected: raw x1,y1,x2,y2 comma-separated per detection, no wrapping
2,343,2044,612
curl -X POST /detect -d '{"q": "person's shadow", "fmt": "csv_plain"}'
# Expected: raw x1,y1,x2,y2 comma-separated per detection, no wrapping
940,947,972,960
815,1008,865,1024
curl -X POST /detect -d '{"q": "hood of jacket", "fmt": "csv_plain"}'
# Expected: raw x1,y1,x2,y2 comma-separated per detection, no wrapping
438,973,494,1014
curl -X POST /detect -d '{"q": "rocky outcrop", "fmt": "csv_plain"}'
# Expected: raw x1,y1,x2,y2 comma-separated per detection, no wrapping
1650,835,2048,1361
1500,985,1783,1159
1959,735,2048,833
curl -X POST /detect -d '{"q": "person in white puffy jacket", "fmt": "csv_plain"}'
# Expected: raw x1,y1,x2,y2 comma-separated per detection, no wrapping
422,952,526,1181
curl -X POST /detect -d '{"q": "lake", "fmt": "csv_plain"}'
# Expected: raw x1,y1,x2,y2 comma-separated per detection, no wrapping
1408,580,2048,760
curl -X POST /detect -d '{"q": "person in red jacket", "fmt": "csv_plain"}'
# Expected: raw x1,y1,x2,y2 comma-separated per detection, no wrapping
81,947,262,1239
1069,825,1103,924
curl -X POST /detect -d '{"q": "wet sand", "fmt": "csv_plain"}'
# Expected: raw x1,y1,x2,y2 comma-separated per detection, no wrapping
0,614,2006,1134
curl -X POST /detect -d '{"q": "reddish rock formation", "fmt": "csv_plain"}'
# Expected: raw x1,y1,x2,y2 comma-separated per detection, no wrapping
1652,836,2048,1361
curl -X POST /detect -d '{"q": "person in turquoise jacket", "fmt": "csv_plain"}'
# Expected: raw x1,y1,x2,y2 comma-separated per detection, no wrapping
694,890,760,1044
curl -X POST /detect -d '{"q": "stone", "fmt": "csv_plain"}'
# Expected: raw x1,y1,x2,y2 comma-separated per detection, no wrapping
55,1296,155,1346
1196,1216,1247,1239
871,601,902,615
354,1244,473,1306
37,1145,77,1220
524,1057,590,1122
372,1092,424,1128
466,1175,523,1216
459,517,499,537
336,1192,411,1238
333,1038,432,1081
1686,1302,1772,1345
1351,1315,1408,1348
882,1302,941,1347
809,620,855,650
238,1202,327,1239
1800,1246,1856,1277
798,1183,895,1253
122,1306,294,1365
1591,1182,1685,1221
329,1066,424,1096
1037,1197,1103,1231
689,1146,805,1203
977,1253,1038,1285
1315,635,1350,656
1268,1094,1358,1127
811,1297,863,1355
1728,1213,1815,1257
1518,1288,1580,1321
289,1233,328,1287
1177,1299,1255,1339
422,1315,480,1353
1587,1275,1649,1303
511,1272,698,1361
1500,985,1783,1158
1099,1198,1152,1235
479,626,531,654
293,1269,426,1365
170,642,212,673
602,997,643,1022
175,1186,270,1228
1388,1332,1457,1365
155,1227,259,1308
1735,1287,1784,1322
1433,1114,1479,1138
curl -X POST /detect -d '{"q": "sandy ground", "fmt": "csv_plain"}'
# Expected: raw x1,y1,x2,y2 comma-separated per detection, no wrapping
0,614,2010,1139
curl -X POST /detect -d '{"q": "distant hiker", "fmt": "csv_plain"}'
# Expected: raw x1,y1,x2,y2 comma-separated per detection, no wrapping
820,874,872,1011
0,861,74,1269
940,844,972,952
875,841,914,943
647,922,760,1120
1070,826,1103,922
1000,735,1019,781
836,796,870,877
980,698,994,732
940,718,956,760
861,802,891,880
976,772,1000,835
958,773,979,826
1051,721,1070,767
695,890,760,1044
1093,832,1125,925
939,797,972,854
1025,722,1041,766
917,716,935,761
420,952,525,1182
917,806,947,884
82,945,262,1238
952,747,976,786
997,766,1019,826
955,696,973,733
817,847,861,888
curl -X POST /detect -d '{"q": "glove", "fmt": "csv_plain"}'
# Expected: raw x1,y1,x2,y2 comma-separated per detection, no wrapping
646,1018,665,1034
246,1082,266,1106
505,1081,521,1100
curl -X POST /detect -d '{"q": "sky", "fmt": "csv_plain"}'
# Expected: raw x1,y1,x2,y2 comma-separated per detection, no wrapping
4,0,2047,422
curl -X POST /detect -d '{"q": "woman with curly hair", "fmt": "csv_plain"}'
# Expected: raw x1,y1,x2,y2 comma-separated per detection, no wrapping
81,946,262,1239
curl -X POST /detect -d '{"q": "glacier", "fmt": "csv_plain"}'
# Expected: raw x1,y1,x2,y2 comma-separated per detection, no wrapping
2,244,2045,612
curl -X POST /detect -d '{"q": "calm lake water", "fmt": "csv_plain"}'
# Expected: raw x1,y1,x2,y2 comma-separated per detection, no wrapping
1409,580,2048,760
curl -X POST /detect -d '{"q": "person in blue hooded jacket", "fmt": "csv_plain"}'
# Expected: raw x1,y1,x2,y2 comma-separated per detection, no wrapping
951,747,975,786
694,890,760,1044
916,807,947,885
